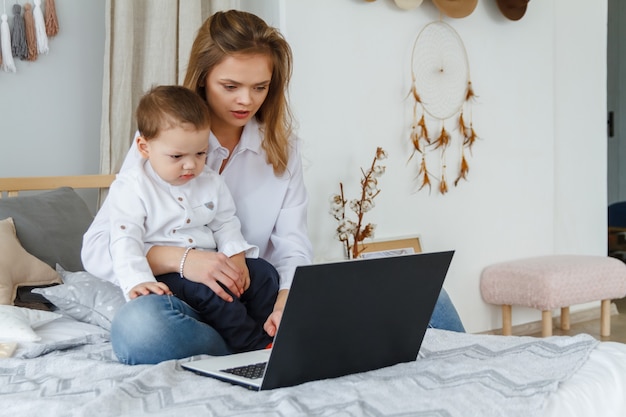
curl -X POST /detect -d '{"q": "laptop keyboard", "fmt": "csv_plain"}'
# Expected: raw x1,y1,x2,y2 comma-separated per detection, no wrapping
222,362,267,379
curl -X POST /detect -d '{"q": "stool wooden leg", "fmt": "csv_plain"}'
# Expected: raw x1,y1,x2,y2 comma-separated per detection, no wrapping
542,310,552,337
560,307,570,331
601,299,611,337
502,305,512,336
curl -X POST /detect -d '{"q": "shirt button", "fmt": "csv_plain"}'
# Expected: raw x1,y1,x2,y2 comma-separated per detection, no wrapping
188,238,194,244
186,218,191,224
178,197,183,202
120,225,126,230
172,229,176,234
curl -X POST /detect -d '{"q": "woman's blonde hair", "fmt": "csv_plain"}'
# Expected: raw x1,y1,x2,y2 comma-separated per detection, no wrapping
183,10,293,175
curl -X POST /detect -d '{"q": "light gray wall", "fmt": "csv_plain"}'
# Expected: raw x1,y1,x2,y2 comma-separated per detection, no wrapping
240,0,281,28
0,0,105,177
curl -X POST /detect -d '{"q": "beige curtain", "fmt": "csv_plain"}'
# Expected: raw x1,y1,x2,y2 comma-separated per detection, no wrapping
99,0,238,176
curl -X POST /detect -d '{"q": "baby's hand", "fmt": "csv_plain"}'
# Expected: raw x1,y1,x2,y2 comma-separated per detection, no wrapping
128,282,172,299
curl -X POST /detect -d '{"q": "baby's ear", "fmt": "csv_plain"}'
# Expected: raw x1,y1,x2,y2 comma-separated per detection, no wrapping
136,136,150,158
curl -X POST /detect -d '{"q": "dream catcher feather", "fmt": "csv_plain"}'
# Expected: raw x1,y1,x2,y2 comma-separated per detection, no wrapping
408,20,478,194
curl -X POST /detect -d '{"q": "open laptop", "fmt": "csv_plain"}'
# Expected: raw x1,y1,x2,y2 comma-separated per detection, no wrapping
182,250,454,390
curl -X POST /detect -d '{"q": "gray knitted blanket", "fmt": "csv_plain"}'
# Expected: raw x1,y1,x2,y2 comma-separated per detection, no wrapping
1,329,597,417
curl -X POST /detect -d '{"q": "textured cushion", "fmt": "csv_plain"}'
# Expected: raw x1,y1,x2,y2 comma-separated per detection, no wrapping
33,266,125,331
480,255,626,310
0,217,63,305
0,305,62,342
0,187,94,271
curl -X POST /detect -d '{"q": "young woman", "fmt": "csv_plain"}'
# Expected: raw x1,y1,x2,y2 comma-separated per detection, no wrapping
107,85,278,353
82,10,463,365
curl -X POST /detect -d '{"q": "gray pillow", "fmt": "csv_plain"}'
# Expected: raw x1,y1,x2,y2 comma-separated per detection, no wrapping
0,187,94,272
33,266,126,331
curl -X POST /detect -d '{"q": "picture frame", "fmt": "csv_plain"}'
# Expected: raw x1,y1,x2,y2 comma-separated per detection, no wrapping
357,236,422,259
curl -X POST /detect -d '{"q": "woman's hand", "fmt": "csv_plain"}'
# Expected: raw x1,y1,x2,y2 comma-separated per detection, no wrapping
183,250,246,301
147,246,244,302
264,289,288,337
229,252,251,292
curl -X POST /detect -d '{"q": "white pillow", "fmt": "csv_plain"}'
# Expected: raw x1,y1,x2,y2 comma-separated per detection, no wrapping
32,266,126,331
14,316,111,359
0,305,62,342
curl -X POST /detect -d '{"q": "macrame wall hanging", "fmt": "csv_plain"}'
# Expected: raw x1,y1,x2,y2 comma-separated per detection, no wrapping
0,0,59,73
408,20,478,194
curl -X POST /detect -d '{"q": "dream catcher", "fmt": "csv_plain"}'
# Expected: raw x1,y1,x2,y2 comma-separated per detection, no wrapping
408,20,478,194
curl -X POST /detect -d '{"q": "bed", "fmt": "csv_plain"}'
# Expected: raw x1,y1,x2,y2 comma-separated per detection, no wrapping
1,175,626,417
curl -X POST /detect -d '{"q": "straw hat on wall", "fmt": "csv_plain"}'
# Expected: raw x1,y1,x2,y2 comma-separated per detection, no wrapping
432,0,478,18
496,0,529,21
394,0,424,10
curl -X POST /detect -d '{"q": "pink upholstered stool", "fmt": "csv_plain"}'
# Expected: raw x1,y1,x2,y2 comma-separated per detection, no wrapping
480,255,626,337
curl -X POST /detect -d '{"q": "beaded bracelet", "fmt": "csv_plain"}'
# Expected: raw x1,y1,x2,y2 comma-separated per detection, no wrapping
179,247,194,278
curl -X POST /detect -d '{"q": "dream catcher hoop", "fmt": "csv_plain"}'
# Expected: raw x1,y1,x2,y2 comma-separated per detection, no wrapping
409,20,478,194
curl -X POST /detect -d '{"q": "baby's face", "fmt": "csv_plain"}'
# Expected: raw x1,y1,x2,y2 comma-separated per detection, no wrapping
137,124,210,186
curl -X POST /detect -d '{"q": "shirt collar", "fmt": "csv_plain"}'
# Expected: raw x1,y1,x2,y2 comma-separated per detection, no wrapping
209,118,263,156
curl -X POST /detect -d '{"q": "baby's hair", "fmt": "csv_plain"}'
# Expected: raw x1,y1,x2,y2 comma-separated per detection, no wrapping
136,85,211,140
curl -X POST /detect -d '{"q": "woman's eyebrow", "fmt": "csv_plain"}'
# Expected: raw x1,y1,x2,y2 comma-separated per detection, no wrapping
219,78,271,86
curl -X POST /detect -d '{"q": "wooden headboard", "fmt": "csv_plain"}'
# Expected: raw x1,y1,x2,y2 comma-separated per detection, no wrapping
0,174,116,198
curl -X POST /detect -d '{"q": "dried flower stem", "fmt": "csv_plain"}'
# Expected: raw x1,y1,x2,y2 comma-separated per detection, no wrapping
338,182,351,257
351,160,382,258
330,147,387,259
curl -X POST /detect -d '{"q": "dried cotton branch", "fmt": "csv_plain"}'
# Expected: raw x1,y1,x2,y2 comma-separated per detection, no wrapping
330,147,387,259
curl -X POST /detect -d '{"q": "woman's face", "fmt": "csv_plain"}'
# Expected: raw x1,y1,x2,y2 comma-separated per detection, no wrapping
204,53,273,137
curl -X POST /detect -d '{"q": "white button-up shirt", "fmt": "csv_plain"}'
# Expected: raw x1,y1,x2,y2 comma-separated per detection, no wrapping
82,118,313,291
108,161,258,297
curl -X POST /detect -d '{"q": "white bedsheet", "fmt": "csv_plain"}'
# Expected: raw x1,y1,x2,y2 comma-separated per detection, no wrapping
2,320,626,417
544,340,626,417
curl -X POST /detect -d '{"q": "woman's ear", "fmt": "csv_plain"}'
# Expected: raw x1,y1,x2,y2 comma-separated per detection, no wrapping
136,136,150,159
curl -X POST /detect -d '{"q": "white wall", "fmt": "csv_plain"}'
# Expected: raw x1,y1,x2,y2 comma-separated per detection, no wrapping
0,0,104,177
283,0,607,332
0,0,608,333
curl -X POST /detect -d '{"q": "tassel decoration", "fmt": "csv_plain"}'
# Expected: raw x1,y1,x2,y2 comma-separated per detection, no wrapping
1,12,16,72
11,4,27,60
33,0,48,54
44,0,58,37
23,2,37,61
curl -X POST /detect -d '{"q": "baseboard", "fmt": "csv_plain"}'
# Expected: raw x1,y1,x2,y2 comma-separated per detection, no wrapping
479,303,620,336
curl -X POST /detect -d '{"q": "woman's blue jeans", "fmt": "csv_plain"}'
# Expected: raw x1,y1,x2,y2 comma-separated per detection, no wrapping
111,288,464,365
429,288,465,332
